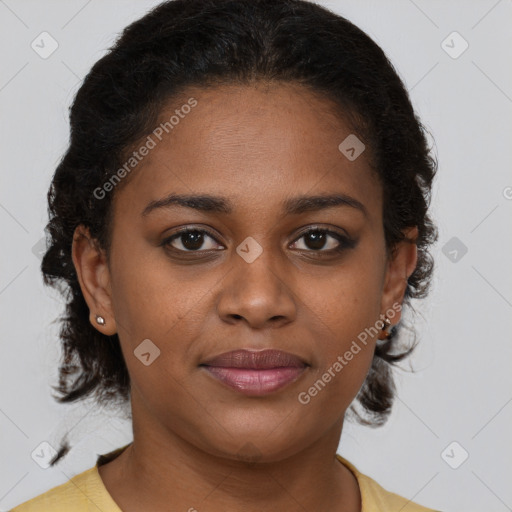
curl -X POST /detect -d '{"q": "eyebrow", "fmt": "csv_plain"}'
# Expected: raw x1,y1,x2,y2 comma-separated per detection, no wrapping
141,192,368,218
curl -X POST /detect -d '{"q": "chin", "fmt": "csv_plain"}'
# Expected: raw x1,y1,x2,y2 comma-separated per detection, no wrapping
190,416,314,465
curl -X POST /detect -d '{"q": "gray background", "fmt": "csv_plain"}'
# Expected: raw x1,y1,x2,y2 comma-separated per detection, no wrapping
1,0,511,510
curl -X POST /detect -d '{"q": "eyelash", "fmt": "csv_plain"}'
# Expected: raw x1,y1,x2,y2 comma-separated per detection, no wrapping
160,226,356,256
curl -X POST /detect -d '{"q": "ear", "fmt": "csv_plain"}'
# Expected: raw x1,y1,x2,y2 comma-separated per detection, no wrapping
71,225,117,335
380,226,418,325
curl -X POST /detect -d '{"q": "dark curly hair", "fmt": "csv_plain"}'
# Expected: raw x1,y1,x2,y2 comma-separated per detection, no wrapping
41,0,438,466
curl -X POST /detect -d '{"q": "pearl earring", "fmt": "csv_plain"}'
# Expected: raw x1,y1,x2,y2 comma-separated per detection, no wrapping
95,315,106,326
380,315,391,339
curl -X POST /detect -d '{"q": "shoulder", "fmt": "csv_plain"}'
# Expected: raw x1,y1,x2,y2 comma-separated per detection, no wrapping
10,467,97,511
10,466,120,512
10,444,130,511
336,455,441,512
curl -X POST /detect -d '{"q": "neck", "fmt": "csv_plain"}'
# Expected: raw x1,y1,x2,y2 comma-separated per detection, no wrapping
98,397,361,512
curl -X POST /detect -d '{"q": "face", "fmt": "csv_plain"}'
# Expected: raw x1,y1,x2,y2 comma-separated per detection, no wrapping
73,82,417,463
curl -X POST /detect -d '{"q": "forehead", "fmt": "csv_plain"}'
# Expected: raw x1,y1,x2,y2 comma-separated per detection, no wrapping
114,82,381,218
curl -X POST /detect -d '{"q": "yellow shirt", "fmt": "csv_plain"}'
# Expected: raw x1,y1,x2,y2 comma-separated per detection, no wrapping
11,444,438,511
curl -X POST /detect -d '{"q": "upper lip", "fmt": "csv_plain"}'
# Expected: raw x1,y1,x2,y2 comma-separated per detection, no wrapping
200,349,308,369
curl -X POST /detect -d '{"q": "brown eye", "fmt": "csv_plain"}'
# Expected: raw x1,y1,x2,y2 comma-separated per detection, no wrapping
290,228,356,253
163,228,224,252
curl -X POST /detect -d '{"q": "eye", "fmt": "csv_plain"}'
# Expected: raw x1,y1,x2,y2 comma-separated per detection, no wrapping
162,228,224,252
161,225,356,255
289,227,356,253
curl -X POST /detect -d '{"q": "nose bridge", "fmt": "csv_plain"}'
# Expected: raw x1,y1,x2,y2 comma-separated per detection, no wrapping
216,239,297,328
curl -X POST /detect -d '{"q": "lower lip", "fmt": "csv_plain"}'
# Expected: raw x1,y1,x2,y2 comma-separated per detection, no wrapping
202,366,307,396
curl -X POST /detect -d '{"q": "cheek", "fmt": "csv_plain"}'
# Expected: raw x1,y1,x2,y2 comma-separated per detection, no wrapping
297,247,385,399
297,273,382,416
108,239,226,395
109,240,205,338
305,255,385,341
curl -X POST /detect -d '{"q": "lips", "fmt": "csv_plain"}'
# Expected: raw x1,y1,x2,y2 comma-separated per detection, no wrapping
200,349,308,396
201,349,307,369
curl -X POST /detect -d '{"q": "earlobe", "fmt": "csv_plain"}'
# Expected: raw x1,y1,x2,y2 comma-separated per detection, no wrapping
380,226,418,324
71,225,117,335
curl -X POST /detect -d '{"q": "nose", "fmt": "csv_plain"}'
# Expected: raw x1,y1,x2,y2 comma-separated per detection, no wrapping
216,248,297,330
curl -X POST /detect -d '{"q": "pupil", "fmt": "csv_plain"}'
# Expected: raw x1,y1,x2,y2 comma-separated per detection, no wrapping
183,231,204,250
306,231,325,250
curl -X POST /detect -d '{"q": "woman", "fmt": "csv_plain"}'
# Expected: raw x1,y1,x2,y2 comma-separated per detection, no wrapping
11,0,439,510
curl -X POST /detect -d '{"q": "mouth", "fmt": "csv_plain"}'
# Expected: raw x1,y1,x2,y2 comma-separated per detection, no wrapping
199,349,309,396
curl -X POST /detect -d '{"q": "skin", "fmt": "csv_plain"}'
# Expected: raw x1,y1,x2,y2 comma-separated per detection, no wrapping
72,81,417,512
